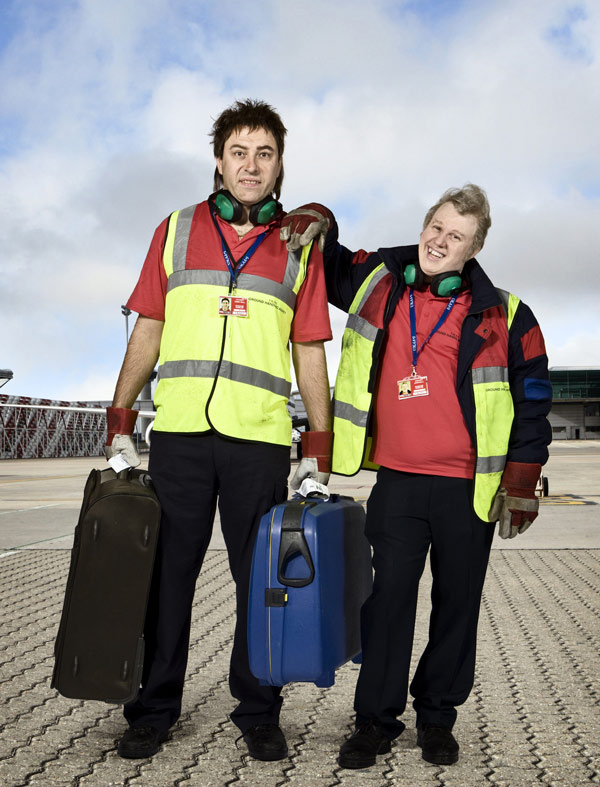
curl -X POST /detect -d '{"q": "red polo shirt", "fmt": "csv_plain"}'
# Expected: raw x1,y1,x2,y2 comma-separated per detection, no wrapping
372,287,475,478
127,201,332,343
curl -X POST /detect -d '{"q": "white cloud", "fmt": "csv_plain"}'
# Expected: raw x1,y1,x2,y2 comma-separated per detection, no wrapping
0,0,598,399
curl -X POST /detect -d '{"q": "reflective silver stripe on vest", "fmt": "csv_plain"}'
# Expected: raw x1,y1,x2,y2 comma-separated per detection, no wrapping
166,270,297,310
172,205,196,272
333,398,368,428
158,359,291,398
158,360,218,380
282,248,303,291
167,269,230,292
346,313,379,342
167,209,300,309
472,366,509,384
220,361,291,397
476,455,506,474
237,273,297,309
355,265,389,314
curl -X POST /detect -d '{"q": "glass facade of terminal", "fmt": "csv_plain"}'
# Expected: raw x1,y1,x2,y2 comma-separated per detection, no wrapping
548,368,600,438
550,368,600,399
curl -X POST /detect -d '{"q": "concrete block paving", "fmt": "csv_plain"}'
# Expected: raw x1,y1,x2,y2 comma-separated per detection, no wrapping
1,549,599,786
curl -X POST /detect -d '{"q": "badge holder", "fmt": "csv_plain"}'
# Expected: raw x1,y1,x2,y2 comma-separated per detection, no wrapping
219,294,248,317
397,367,429,399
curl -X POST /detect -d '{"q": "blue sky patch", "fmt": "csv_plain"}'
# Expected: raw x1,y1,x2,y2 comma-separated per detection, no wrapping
545,5,592,63
387,0,466,23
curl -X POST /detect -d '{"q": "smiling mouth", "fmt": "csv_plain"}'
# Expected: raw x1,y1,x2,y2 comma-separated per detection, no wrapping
240,179,260,186
427,246,445,259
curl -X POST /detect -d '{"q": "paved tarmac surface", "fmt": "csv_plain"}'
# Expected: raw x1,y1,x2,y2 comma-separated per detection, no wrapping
1,442,599,785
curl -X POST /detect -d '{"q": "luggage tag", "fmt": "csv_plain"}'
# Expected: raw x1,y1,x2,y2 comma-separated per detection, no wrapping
397,370,429,399
291,478,330,501
219,295,248,317
107,453,134,473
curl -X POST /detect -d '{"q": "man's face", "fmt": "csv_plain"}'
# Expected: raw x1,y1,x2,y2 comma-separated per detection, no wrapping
216,126,282,209
418,202,480,278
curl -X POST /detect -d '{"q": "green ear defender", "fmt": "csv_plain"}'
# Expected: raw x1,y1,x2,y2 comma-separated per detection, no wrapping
404,263,463,297
404,264,417,286
251,197,280,225
212,190,281,226
214,191,238,222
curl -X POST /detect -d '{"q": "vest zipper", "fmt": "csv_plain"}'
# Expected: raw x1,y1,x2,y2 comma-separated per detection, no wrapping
204,280,233,435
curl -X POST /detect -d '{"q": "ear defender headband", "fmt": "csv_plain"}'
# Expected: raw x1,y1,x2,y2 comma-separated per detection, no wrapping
212,189,281,226
404,262,464,298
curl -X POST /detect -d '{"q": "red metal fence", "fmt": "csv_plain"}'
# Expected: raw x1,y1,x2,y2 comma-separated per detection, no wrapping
0,396,108,459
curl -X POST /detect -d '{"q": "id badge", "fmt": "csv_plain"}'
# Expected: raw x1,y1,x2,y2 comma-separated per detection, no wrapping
219,295,248,317
397,373,429,399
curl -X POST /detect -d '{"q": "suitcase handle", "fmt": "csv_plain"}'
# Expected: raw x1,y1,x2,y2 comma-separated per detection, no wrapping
277,503,315,588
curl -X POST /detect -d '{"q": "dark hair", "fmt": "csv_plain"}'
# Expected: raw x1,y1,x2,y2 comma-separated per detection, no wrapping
210,99,287,199
423,183,491,256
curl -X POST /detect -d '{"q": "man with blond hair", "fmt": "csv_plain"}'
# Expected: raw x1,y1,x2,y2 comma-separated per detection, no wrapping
282,185,552,768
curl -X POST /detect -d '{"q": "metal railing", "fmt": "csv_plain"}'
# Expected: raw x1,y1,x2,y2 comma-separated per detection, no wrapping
0,397,109,459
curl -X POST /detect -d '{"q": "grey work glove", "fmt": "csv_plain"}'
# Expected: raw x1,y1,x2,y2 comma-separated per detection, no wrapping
289,430,333,490
489,488,539,539
489,461,541,539
104,434,141,470
279,203,332,252
105,406,141,469
290,457,330,490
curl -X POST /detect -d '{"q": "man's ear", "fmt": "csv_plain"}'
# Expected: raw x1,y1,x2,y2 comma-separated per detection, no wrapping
216,158,223,176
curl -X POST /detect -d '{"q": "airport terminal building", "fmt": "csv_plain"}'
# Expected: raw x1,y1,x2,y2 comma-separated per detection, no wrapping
548,367,600,440
1,368,599,458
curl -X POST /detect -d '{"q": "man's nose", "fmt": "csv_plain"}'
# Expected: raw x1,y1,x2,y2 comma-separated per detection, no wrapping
244,156,259,172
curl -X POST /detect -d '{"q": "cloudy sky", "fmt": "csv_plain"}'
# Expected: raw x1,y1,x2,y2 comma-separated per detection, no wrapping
1,0,598,401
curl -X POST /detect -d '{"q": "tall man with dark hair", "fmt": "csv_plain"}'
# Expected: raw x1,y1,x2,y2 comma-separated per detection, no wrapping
106,99,333,761
282,185,552,768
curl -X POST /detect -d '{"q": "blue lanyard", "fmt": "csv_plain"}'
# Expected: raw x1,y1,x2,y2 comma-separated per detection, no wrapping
212,209,267,288
409,287,457,372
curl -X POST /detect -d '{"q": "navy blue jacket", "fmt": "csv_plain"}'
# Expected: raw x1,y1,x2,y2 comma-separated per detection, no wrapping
323,231,552,467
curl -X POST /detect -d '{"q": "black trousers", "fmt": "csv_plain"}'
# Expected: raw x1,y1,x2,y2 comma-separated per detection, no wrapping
355,469,495,737
123,431,290,734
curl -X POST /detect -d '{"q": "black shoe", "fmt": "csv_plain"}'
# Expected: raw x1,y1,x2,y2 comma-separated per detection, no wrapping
117,725,168,759
416,723,459,765
242,724,288,761
338,720,392,769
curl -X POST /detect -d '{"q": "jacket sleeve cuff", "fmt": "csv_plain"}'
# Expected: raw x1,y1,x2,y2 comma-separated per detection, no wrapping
501,461,541,498
300,430,333,473
106,407,138,444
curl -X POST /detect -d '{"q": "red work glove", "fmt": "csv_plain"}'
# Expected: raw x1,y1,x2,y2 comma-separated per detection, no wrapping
489,461,541,539
104,407,140,468
279,203,333,252
290,431,333,490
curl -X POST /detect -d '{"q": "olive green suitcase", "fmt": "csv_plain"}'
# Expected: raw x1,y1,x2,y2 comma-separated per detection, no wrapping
52,467,160,703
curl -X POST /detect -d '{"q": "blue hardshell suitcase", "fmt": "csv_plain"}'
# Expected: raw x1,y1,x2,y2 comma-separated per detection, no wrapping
248,495,372,687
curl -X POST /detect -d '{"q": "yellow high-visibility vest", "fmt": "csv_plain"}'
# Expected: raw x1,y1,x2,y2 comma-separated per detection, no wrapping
153,204,312,445
332,263,520,520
